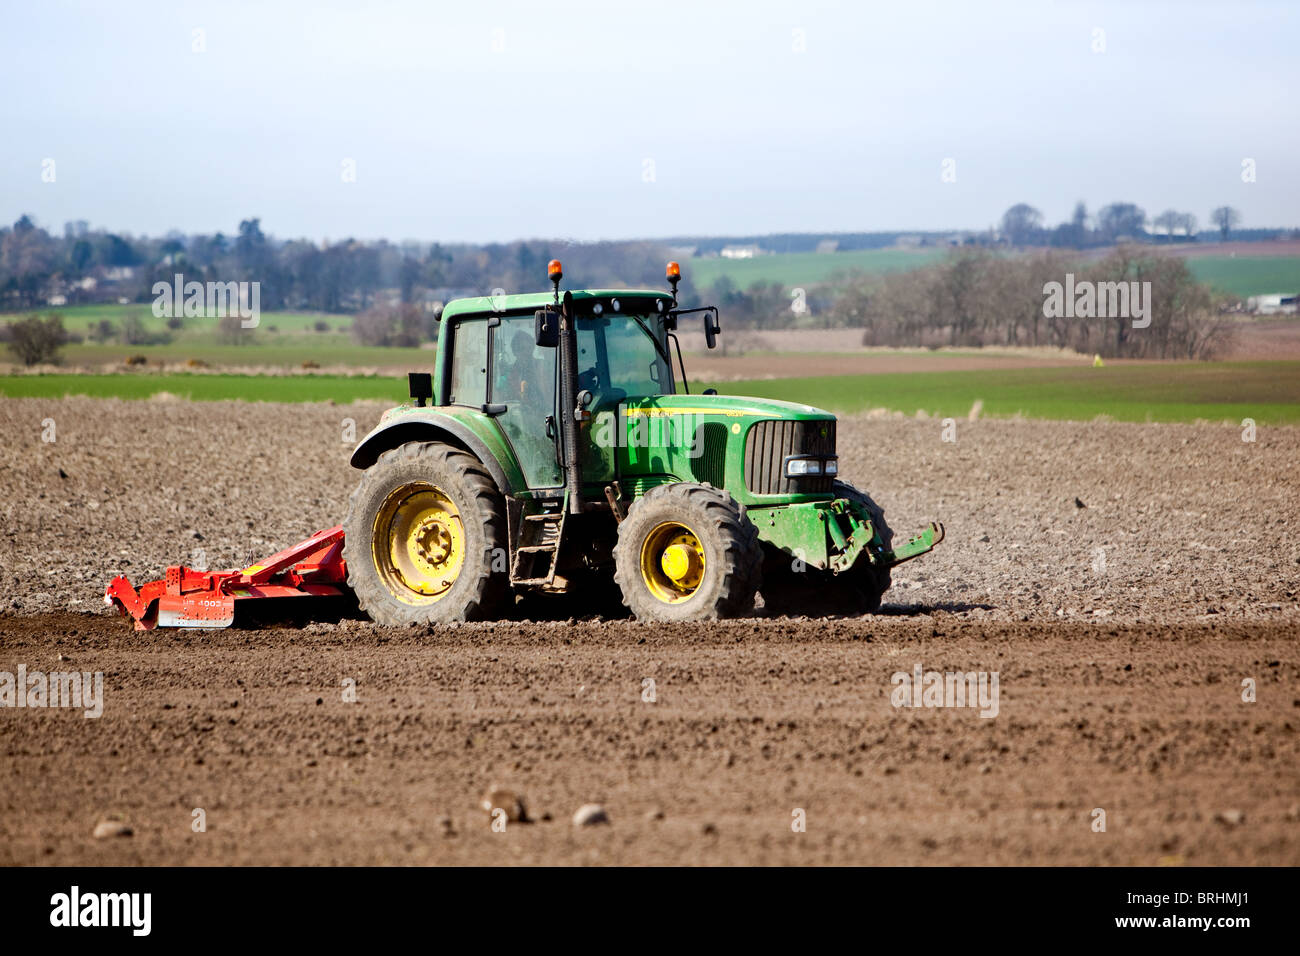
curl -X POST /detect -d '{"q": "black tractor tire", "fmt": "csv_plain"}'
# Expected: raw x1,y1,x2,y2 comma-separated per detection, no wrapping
343,441,510,625
760,480,893,617
613,482,763,622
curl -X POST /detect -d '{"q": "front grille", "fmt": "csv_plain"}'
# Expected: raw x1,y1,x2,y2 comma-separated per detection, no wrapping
744,419,835,495
689,422,728,488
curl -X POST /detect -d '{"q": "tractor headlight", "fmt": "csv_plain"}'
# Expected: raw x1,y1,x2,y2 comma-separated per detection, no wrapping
785,457,822,477
823,458,838,476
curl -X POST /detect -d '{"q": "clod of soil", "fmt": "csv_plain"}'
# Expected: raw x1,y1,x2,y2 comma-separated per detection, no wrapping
480,787,527,824
572,804,610,827
92,820,133,839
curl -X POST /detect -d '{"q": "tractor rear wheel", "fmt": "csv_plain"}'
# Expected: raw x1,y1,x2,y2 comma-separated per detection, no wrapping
760,480,893,617
613,482,762,622
344,441,510,625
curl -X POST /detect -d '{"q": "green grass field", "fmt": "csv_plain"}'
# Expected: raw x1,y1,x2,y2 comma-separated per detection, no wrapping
21,305,345,334
57,341,429,368
712,361,1300,425
5,361,1298,425
687,248,948,289
686,248,1300,298
0,372,407,403
0,304,430,368
1184,257,1300,298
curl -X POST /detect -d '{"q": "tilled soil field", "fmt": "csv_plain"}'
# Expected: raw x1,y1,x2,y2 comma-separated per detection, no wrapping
1,397,1298,865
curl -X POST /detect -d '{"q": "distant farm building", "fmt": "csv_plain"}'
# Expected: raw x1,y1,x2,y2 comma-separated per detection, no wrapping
720,244,763,259
1246,293,1298,315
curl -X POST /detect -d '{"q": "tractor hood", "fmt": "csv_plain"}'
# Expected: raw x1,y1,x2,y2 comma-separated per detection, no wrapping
621,392,835,423
612,392,839,507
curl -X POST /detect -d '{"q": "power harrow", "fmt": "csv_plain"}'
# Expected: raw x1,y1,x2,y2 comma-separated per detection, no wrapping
104,526,347,630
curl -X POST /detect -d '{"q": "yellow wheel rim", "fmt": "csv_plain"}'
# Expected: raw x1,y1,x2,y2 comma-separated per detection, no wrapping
639,521,705,604
372,483,466,605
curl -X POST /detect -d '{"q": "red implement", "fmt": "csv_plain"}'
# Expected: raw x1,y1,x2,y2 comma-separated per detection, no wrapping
104,526,348,630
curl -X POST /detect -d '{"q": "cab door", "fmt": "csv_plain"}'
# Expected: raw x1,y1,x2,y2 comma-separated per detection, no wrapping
490,314,562,489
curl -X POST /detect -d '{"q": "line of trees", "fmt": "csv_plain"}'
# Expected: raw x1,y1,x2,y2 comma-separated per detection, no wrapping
2,201,1274,318
833,248,1235,359
0,211,1262,364
0,215,686,314
999,202,1248,248
0,245,1241,364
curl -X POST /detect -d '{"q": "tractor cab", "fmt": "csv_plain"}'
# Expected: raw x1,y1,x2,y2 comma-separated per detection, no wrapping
431,283,685,492
418,261,731,511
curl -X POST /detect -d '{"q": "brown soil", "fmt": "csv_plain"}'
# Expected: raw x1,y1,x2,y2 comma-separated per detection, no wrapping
1220,318,1300,360
1,398,1298,865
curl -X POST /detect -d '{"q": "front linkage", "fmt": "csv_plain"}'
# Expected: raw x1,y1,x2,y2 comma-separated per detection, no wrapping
749,496,944,577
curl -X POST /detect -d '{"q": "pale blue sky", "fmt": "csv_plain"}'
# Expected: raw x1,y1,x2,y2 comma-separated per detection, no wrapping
2,0,1296,242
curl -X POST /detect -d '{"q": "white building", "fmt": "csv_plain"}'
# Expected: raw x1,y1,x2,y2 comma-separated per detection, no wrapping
1245,293,1298,315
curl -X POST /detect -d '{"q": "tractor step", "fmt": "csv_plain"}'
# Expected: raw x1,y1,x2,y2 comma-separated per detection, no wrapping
510,495,568,587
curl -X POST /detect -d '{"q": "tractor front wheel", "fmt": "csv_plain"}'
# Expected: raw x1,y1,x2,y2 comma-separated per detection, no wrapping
613,482,762,622
343,441,510,625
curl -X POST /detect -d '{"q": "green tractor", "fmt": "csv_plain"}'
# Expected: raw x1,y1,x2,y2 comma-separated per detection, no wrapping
343,260,943,624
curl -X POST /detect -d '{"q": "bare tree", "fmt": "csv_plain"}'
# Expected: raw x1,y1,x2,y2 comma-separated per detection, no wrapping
1151,210,1197,242
1152,210,1179,240
215,314,254,345
1097,203,1147,242
5,313,66,365
1210,206,1242,241
351,303,425,347
1000,204,1043,247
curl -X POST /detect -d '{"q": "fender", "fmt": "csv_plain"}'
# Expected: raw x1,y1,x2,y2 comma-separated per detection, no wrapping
349,411,519,497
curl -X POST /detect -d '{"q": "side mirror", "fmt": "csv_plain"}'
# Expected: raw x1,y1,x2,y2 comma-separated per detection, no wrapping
535,308,559,348
408,371,433,407
704,309,721,349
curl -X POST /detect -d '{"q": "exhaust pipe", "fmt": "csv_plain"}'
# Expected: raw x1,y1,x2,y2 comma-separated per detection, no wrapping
558,290,583,515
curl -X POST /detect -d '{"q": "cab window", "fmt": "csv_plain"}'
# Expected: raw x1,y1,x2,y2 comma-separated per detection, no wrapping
448,319,487,406
491,316,556,409
576,316,673,402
